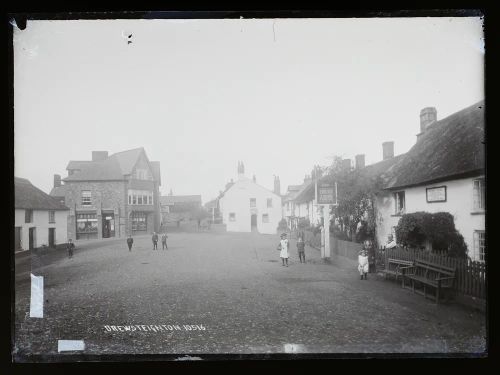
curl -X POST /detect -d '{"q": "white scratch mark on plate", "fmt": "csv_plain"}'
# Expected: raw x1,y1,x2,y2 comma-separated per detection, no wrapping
58,340,85,352
29,274,43,318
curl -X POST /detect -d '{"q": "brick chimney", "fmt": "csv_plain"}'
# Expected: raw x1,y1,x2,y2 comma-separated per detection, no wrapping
237,161,245,180
54,174,61,188
92,151,108,161
420,107,437,132
303,174,312,184
355,154,365,169
382,141,394,160
274,175,281,195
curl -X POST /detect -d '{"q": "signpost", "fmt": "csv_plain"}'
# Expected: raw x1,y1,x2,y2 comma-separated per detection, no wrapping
316,180,337,259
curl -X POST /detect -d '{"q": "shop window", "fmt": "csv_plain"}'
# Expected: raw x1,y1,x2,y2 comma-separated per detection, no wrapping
76,213,98,233
132,212,147,231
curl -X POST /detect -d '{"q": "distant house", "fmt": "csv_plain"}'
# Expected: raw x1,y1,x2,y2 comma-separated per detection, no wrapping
160,195,202,226
15,177,69,251
50,148,161,240
283,176,316,230
374,101,485,261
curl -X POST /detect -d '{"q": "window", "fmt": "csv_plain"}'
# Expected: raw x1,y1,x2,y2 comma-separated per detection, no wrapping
262,214,269,223
267,198,273,208
128,190,153,205
132,212,147,231
250,198,256,208
76,213,98,233
25,209,33,223
81,191,92,206
229,213,236,222
135,168,152,181
394,191,405,215
48,211,55,223
473,230,486,262
473,178,485,211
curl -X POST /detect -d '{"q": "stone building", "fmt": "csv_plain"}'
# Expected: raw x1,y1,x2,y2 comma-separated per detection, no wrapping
160,195,202,227
50,148,161,240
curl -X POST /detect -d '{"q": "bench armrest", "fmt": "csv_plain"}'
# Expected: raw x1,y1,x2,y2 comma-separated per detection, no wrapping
398,265,413,269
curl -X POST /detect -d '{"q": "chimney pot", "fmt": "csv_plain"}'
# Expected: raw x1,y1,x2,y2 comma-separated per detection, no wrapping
53,174,61,188
355,154,365,169
420,107,437,133
274,175,281,195
382,141,394,160
92,151,108,162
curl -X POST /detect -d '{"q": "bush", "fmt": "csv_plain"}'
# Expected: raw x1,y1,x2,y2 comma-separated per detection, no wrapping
297,217,310,230
395,211,468,258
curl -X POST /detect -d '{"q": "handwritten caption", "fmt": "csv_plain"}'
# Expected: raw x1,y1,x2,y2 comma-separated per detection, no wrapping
104,324,206,333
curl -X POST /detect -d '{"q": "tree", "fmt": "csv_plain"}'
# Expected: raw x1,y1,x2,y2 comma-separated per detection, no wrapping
277,218,288,232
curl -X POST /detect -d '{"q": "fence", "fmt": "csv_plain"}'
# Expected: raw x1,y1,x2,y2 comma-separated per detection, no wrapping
383,247,486,300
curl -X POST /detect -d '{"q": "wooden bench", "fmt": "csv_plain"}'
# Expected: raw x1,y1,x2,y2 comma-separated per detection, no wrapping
380,258,414,286
402,259,456,304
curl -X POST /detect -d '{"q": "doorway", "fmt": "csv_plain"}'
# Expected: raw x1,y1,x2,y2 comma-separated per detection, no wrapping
29,227,36,250
102,213,115,238
15,227,22,251
251,214,257,232
48,228,55,248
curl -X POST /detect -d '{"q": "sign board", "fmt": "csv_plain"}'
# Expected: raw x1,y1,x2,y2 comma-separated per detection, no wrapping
316,182,337,205
426,186,447,203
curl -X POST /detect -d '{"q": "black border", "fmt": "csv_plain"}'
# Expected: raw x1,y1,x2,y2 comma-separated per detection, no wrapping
4,5,495,370
426,186,447,203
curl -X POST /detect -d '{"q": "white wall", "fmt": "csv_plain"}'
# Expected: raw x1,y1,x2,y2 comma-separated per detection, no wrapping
219,178,282,234
15,209,68,250
375,176,485,260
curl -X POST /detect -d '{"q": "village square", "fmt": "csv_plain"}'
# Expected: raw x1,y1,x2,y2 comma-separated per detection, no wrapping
12,16,485,359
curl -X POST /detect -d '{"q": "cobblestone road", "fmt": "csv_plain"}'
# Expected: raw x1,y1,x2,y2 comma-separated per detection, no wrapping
14,232,486,358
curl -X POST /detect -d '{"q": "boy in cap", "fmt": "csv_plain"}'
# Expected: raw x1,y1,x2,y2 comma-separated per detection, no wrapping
297,236,306,263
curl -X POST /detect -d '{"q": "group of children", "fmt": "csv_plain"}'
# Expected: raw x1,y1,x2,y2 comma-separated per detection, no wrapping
277,232,306,267
277,232,376,282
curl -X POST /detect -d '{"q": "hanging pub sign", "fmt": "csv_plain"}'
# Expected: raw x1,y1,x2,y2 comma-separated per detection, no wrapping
316,181,337,205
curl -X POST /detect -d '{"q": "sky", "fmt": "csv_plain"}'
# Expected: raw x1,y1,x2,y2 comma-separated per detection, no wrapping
13,17,484,204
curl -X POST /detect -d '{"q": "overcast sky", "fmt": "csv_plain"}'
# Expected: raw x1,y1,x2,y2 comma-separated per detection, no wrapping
14,17,484,204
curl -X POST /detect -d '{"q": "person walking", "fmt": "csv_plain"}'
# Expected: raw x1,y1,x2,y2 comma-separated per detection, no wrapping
67,239,75,259
278,233,290,267
161,232,168,250
358,248,369,280
152,232,158,250
297,236,306,263
127,235,133,252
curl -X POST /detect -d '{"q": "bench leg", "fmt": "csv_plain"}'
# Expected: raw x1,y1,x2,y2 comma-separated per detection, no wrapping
424,285,426,299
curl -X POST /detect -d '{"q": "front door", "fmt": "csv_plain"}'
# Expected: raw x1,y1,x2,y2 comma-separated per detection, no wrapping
251,214,257,232
48,228,55,247
15,227,22,251
102,213,115,238
28,227,36,250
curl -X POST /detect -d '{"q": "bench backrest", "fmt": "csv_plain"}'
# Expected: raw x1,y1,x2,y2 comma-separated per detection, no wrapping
414,259,455,279
388,258,413,266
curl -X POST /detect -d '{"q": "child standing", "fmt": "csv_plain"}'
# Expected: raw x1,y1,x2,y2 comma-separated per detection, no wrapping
358,248,369,280
67,239,75,259
297,236,306,263
161,232,168,250
278,233,289,267
126,235,133,251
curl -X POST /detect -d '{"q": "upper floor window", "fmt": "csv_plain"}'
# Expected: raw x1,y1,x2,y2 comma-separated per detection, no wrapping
128,190,153,206
229,213,236,222
473,178,485,211
25,209,33,223
262,214,269,223
250,198,256,208
48,210,55,223
394,191,405,215
267,198,273,208
473,230,486,262
81,190,92,206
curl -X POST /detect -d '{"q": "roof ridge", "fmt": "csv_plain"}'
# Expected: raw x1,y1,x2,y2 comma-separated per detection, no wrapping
110,147,144,157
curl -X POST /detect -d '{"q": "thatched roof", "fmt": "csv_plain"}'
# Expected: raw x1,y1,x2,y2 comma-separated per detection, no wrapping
15,177,69,210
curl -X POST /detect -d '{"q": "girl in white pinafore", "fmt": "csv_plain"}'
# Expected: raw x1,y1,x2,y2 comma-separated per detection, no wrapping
278,233,289,267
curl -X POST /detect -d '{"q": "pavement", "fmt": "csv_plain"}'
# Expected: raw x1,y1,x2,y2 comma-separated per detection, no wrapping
13,231,487,358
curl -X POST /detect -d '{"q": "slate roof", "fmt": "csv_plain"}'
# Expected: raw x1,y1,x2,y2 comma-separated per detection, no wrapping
160,195,202,205
384,100,484,189
15,177,69,210
63,148,152,182
66,160,94,170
